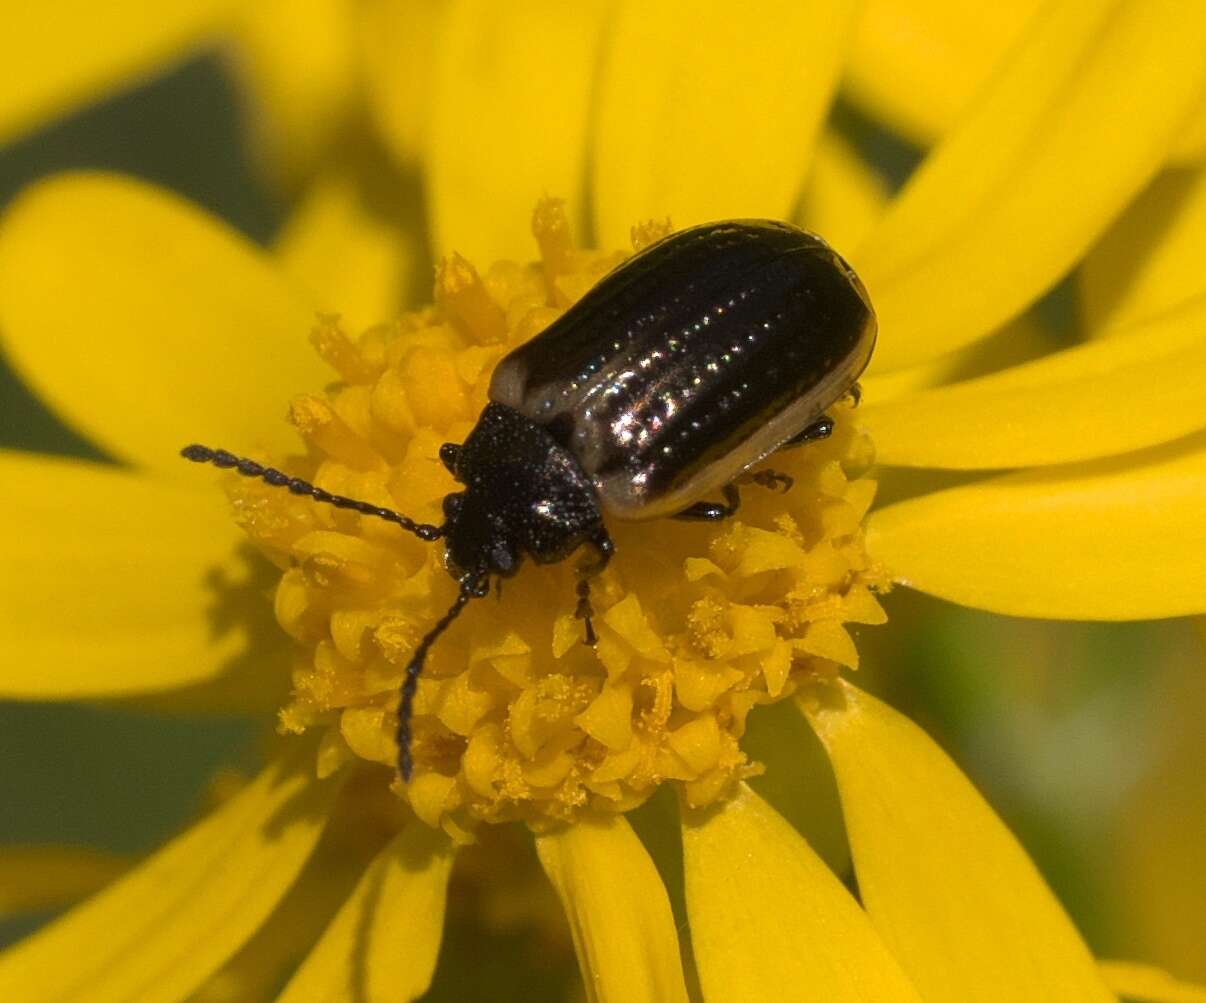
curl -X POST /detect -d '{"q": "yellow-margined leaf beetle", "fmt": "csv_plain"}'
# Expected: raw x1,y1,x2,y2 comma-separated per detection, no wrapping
183,220,877,780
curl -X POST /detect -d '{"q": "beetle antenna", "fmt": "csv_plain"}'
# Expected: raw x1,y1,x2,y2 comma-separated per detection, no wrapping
397,574,487,780
181,444,444,541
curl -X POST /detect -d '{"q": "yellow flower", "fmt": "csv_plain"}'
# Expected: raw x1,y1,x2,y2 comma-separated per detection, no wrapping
3,2,1206,1002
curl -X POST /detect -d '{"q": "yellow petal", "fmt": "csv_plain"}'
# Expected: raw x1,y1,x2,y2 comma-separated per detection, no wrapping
0,747,339,1003
802,681,1115,1003
277,825,454,1003
1081,169,1206,334
535,816,689,1003
1171,92,1206,165
681,784,922,1003
0,1,233,145
1172,90,1206,163
275,171,421,329
1099,961,1206,1003
426,0,609,262
0,847,127,917
593,0,858,250
193,828,372,1003
0,451,253,698
795,130,890,257
866,433,1206,619
358,0,449,168
862,313,1055,406
0,173,326,476
224,0,359,187
740,700,851,885
844,0,1043,146
862,295,1206,468
857,0,1206,374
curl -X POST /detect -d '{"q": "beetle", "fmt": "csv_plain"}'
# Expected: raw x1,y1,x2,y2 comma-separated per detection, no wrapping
182,219,877,780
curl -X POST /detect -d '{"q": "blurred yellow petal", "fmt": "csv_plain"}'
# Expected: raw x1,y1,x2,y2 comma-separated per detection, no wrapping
594,0,858,250
535,816,689,1003
858,0,1206,374
803,681,1115,1003
0,748,339,1003
359,0,449,168
862,295,1206,468
1170,94,1206,165
275,171,420,329
866,433,1206,619
0,451,252,698
0,847,127,918
1099,961,1206,1003
1081,169,1206,333
0,172,325,476
224,0,359,187
427,0,608,262
681,784,922,1003
193,826,374,1003
0,1,233,145
277,825,454,1003
845,0,1043,146
862,313,1056,405
795,130,890,257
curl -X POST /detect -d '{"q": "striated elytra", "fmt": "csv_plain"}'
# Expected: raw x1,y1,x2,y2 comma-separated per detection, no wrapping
183,219,877,780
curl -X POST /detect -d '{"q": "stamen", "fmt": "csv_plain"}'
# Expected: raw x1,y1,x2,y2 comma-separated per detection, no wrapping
201,201,887,834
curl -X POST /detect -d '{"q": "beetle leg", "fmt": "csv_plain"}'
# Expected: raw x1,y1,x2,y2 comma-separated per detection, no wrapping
782,415,834,448
673,483,741,521
846,382,862,408
740,468,793,493
575,528,615,646
575,579,597,645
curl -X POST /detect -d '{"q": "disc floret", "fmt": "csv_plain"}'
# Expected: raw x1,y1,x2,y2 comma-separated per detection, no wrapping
224,202,888,838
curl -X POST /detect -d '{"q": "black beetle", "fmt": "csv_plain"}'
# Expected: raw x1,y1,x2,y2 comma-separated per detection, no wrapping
183,219,877,780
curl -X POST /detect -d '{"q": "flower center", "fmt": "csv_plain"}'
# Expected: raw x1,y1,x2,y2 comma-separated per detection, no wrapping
227,201,888,839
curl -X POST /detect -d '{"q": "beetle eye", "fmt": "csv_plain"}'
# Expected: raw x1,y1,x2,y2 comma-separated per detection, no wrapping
443,492,464,521
439,442,461,474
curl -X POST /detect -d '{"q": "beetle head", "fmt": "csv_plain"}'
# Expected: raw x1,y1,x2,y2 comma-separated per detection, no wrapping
441,490,522,578
438,402,605,578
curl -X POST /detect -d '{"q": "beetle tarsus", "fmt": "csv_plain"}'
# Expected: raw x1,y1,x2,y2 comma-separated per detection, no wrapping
783,415,834,448
742,469,794,493
673,483,742,521
574,528,614,645
575,579,598,646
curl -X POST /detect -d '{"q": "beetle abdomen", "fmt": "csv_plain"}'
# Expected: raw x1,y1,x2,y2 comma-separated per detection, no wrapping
489,220,876,519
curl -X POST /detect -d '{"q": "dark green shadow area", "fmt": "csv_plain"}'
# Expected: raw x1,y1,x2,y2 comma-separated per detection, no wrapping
829,97,923,194
0,356,105,458
0,54,281,241
0,701,259,854
0,701,260,950
426,925,578,1003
